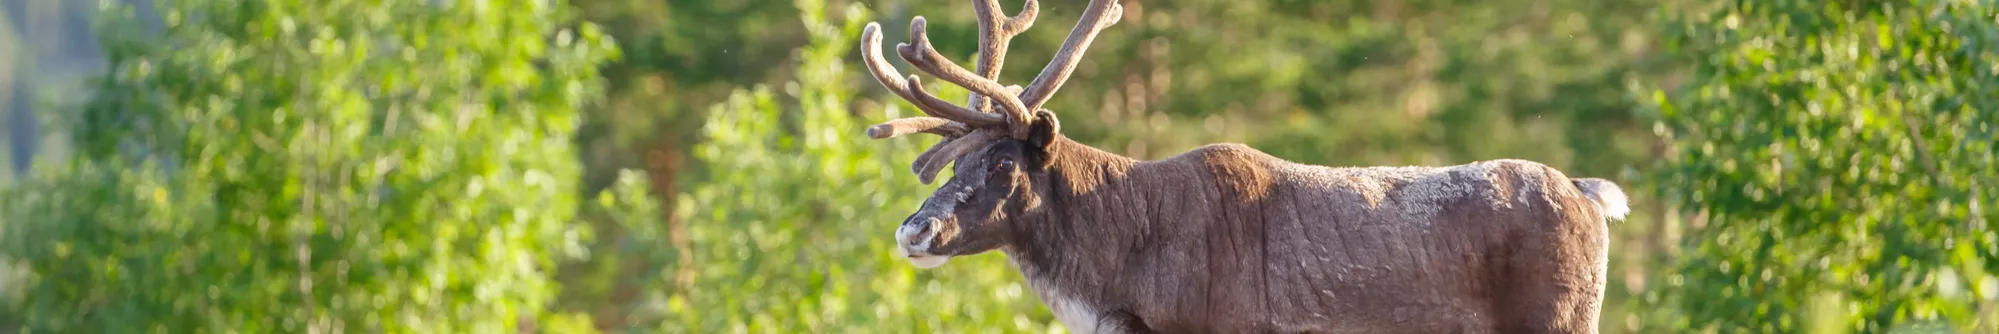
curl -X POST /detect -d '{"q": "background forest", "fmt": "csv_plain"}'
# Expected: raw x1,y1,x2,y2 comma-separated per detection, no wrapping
1,0,1994,332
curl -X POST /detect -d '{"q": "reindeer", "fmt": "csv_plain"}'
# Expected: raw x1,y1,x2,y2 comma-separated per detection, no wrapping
858,1,1630,333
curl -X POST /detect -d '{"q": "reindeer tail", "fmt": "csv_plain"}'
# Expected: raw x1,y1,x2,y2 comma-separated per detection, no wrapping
1571,178,1630,221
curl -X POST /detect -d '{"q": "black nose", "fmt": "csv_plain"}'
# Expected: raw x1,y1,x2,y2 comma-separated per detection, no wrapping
898,215,939,249
903,215,932,234
912,220,933,237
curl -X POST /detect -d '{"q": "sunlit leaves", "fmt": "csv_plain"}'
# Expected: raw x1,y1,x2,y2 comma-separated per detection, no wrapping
1650,0,1999,331
0,0,615,331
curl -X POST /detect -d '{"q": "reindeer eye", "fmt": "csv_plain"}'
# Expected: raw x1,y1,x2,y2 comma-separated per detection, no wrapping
993,157,1015,172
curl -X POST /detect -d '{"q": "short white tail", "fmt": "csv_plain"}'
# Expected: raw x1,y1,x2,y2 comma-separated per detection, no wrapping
1572,178,1630,221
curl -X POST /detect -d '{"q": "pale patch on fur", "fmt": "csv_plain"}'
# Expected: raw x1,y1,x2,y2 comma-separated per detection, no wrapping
1389,165,1490,225
1275,163,1429,210
1492,160,1550,209
1345,177,1390,208
1275,161,1507,226
1480,169,1513,209
1023,279,1104,334
1048,295,1104,334
1516,176,1541,208
1573,178,1631,221
1004,253,1109,334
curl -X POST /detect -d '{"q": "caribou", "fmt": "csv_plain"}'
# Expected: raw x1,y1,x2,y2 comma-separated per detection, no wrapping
859,1,1630,333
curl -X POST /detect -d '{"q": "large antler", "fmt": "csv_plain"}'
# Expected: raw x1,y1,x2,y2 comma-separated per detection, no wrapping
1019,0,1121,111
863,0,1123,183
895,16,1037,138
968,0,1037,107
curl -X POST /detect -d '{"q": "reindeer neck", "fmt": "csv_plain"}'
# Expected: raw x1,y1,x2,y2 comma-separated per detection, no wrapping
1003,135,1151,301
1042,136,1138,193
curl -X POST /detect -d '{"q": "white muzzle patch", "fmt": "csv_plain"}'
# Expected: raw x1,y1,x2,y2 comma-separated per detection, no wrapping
894,219,951,269
891,241,952,269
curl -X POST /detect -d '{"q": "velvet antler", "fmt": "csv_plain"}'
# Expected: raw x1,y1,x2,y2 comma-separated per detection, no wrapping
862,0,1123,184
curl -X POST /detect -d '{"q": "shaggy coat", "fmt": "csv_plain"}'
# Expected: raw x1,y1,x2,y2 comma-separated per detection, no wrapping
982,135,1626,333
854,1,1629,332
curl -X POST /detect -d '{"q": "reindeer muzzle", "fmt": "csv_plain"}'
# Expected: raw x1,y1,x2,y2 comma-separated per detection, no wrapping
894,214,952,269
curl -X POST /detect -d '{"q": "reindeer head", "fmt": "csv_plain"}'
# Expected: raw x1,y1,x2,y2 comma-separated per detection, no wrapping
861,0,1123,268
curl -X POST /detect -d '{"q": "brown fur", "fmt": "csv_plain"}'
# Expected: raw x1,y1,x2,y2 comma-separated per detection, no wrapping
979,136,1617,333
861,2,1624,332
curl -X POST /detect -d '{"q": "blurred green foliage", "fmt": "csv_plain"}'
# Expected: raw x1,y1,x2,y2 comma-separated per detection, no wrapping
1649,0,1999,332
0,0,622,331
0,4,15,182
567,0,808,193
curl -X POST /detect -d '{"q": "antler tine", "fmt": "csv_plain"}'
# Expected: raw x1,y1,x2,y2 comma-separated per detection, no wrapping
910,135,958,184
860,22,1005,133
897,17,1037,139
1019,0,1123,112
913,129,1004,184
867,117,971,139
967,0,1039,111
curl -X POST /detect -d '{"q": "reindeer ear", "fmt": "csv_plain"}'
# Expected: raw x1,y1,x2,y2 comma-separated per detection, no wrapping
1027,109,1060,149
